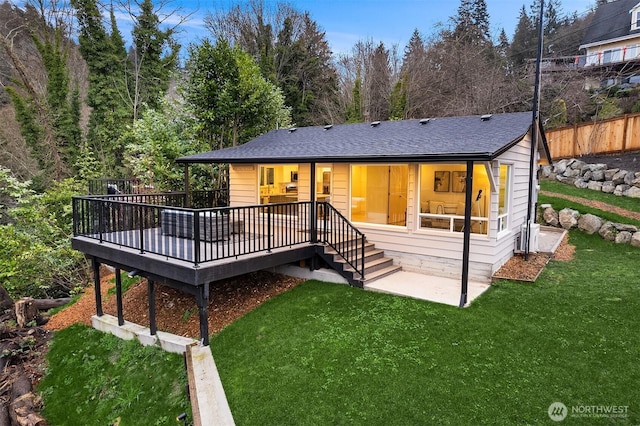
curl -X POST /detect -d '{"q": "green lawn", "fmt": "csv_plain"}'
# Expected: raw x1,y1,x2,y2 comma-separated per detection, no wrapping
211,231,639,425
38,325,191,425
540,180,640,227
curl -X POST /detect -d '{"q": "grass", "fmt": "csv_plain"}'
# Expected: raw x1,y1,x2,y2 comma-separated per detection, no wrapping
540,180,640,226
38,324,190,425
211,231,639,425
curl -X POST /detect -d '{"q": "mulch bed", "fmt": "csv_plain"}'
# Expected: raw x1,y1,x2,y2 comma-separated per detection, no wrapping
492,233,575,283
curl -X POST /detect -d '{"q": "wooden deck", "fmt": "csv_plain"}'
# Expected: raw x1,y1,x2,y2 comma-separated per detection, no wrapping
72,197,369,345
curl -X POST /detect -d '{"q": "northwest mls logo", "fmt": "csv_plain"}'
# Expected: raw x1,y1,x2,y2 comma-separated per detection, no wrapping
548,402,568,422
548,402,629,421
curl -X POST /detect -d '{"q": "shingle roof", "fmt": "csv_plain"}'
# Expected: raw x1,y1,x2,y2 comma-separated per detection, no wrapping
581,0,640,48
177,112,545,164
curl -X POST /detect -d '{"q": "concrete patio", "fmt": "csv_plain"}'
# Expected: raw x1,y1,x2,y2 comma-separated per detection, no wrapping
277,224,567,307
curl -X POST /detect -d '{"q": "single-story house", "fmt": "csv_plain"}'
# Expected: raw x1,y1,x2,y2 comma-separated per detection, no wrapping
177,111,551,285
71,111,550,344
580,0,640,67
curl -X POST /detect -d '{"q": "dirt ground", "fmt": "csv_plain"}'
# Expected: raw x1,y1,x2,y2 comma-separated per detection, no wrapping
570,151,640,173
45,269,304,339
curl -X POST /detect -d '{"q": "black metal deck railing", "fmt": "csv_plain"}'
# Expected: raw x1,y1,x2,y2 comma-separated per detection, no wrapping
72,194,366,279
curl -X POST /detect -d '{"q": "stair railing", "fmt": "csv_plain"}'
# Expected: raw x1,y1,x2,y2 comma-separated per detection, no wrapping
318,202,366,281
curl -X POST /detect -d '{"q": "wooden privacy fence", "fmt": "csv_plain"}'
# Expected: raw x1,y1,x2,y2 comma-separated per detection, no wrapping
545,113,640,159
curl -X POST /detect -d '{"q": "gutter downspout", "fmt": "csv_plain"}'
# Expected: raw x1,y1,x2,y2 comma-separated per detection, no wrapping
460,160,474,308
526,0,544,261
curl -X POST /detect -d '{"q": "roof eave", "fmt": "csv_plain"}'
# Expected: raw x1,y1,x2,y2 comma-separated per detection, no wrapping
580,32,640,50
176,152,499,165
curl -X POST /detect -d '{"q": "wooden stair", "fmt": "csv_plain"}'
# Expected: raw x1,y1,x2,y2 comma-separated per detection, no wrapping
319,240,401,287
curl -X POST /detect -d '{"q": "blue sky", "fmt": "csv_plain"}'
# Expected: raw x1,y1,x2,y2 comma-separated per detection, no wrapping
169,0,597,56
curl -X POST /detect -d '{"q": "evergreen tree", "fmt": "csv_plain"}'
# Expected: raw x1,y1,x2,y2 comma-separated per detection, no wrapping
72,0,131,173
367,42,391,121
131,0,180,115
400,29,428,119
346,72,364,123
452,0,490,45
509,5,536,66
389,75,407,120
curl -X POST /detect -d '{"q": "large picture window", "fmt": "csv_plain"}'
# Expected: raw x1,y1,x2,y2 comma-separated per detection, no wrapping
418,164,489,234
351,165,408,226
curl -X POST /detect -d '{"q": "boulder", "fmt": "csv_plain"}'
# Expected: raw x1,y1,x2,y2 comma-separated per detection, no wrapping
565,168,581,178
591,169,605,181
613,223,638,233
604,168,619,181
622,186,640,198
615,231,632,245
569,160,586,171
624,171,635,186
598,222,617,241
543,206,559,227
587,181,603,191
582,170,593,180
540,165,553,179
614,185,630,196
559,208,580,229
612,170,628,185
556,175,576,185
553,159,569,175
631,232,640,248
574,179,589,189
578,214,603,234
601,181,616,193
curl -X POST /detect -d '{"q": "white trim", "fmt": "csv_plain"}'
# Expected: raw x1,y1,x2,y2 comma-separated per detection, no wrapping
580,33,640,51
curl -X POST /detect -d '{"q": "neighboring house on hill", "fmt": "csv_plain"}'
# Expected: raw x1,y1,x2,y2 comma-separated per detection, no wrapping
178,112,551,283
580,0,640,67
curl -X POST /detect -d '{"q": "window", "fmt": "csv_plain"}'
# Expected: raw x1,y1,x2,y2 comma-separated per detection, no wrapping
351,165,408,226
497,164,512,233
259,164,298,205
417,164,489,234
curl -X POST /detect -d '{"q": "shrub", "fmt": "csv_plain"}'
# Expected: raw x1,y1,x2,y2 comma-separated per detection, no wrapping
0,168,88,298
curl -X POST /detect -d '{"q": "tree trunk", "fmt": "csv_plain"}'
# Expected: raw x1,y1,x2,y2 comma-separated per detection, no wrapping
9,370,46,426
14,299,38,328
0,284,13,311
32,298,70,310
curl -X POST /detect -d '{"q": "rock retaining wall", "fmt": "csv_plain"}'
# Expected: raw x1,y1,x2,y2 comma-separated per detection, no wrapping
539,204,640,247
540,159,640,198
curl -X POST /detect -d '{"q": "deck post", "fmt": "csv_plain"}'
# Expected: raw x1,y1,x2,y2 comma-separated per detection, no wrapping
92,257,103,316
310,163,317,243
115,268,124,325
197,283,210,346
184,164,190,208
148,279,157,335
459,160,474,308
